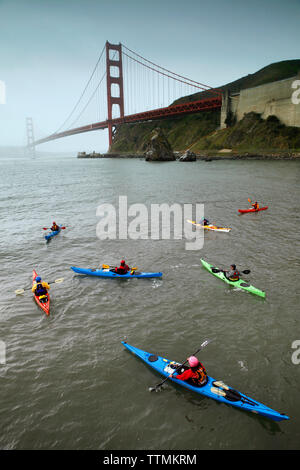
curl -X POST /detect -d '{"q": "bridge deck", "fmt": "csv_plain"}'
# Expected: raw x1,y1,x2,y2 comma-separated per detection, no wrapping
33,96,222,146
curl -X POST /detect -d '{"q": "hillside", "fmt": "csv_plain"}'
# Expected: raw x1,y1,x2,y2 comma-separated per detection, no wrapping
173,59,300,104
110,60,300,154
191,112,300,153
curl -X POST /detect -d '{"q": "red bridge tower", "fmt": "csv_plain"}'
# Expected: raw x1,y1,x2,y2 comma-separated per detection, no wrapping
106,41,125,147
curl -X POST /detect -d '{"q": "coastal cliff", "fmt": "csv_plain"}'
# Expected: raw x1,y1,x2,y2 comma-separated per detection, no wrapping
109,60,300,156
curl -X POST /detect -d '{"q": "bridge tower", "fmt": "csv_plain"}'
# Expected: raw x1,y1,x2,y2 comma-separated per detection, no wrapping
106,41,124,148
26,117,36,157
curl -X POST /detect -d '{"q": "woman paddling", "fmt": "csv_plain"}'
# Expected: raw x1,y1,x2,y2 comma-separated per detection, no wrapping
223,264,240,281
171,356,208,387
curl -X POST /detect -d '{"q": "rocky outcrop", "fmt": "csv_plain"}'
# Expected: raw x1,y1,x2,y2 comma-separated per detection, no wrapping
77,151,104,158
178,150,196,162
144,128,175,161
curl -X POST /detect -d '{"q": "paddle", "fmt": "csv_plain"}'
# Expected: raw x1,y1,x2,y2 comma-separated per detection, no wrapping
102,264,112,269
149,338,212,392
212,268,251,275
248,198,259,210
43,227,66,230
15,278,64,295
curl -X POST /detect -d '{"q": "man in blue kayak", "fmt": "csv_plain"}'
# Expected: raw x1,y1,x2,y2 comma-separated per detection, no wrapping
115,260,130,275
224,264,240,281
50,222,60,232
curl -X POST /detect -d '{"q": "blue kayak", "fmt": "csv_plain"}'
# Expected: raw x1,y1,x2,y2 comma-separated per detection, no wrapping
122,342,289,422
71,266,162,279
45,225,62,241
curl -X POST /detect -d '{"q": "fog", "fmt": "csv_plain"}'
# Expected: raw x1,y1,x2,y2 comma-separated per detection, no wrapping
0,0,299,153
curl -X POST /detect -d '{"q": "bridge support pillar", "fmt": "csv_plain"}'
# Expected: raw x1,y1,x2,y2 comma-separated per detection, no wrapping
26,117,36,157
106,41,124,148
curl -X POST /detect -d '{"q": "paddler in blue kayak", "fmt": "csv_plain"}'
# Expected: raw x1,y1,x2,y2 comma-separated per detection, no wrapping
224,264,240,281
32,276,50,301
50,221,60,232
115,260,130,275
171,356,208,387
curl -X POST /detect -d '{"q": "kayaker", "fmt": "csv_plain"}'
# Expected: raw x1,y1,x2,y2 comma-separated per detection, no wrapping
224,264,240,281
32,276,50,301
171,356,208,387
200,217,210,226
115,260,130,275
51,222,59,232
251,201,259,210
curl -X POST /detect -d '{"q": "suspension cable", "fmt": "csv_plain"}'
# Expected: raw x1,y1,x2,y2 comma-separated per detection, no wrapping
121,43,220,95
54,44,106,133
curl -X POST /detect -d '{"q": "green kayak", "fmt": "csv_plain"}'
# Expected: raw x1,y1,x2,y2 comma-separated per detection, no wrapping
201,259,265,298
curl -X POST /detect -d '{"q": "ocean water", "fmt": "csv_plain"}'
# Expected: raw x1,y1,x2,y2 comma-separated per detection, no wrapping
0,154,299,449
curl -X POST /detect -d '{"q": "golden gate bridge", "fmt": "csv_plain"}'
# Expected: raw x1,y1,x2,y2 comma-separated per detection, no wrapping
27,41,222,152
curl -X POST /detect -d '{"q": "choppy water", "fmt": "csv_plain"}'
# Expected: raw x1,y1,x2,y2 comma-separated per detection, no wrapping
0,154,299,450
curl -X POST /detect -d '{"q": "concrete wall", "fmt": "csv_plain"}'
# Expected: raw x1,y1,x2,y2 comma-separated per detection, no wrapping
221,74,300,128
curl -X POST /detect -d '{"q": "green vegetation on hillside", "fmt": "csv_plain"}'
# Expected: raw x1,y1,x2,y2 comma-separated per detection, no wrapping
191,112,300,152
111,111,219,153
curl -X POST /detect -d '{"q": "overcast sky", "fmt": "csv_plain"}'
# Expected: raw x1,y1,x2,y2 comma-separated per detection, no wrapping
0,0,299,153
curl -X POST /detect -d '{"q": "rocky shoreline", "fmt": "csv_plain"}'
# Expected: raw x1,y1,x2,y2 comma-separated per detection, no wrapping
77,151,300,161
77,128,300,161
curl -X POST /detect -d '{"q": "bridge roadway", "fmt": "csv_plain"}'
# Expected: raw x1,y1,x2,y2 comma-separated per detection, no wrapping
33,96,222,146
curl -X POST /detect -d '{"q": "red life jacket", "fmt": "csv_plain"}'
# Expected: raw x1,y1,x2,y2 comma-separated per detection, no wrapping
115,264,129,275
229,269,240,280
189,364,208,386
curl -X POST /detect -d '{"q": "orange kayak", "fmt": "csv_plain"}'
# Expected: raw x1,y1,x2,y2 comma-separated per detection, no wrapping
32,270,50,316
238,206,268,214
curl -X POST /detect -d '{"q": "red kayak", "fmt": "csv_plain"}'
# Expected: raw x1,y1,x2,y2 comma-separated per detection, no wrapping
32,270,50,316
238,206,268,214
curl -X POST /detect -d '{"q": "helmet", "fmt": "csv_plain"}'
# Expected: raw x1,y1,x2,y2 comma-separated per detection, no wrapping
53,221,56,224
188,356,199,367
121,260,125,265
36,277,41,282
231,264,236,270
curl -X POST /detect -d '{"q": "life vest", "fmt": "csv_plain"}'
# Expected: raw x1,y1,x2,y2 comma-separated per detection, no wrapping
35,282,47,296
115,264,129,275
188,365,208,387
51,225,59,232
228,270,240,281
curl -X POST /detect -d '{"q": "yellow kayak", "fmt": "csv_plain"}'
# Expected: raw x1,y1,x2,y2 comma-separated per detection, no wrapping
187,220,231,233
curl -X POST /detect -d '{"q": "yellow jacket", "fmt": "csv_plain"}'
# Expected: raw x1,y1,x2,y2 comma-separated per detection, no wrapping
32,281,50,293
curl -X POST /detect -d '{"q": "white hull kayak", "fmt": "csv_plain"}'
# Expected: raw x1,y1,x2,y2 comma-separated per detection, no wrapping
187,219,231,232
